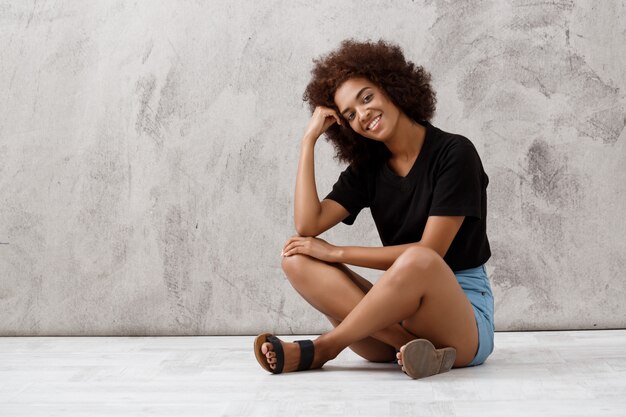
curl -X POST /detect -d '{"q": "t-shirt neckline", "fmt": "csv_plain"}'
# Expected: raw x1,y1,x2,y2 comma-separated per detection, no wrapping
382,120,431,182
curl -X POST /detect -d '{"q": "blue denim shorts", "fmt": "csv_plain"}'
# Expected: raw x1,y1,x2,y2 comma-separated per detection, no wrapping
454,263,495,366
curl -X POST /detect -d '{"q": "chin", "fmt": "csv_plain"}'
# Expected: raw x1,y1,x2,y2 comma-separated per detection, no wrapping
368,136,387,143
363,131,387,142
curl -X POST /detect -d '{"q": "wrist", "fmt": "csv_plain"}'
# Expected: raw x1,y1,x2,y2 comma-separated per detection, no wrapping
301,134,319,146
331,246,345,263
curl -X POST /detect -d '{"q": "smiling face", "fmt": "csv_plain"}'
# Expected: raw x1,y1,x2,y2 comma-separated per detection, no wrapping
334,77,401,141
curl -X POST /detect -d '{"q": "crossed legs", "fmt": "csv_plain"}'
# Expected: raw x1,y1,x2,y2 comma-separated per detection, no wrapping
261,246,479,373
284,254,418,362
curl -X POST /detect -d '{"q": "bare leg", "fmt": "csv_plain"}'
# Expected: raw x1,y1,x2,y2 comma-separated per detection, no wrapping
282,254,420,362
261,246,478,373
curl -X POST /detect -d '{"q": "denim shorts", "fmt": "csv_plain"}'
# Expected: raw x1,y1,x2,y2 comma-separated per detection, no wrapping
455,263,495,366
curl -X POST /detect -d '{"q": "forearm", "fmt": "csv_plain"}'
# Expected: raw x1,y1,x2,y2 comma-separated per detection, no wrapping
294,136,322,235
334,242,421,270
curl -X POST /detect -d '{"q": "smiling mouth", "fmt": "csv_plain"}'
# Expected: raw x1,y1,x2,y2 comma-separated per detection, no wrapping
366,115,381,130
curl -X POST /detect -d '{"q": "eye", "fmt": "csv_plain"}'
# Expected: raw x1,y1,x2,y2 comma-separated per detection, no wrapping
347,112,355,121
363,93,373,103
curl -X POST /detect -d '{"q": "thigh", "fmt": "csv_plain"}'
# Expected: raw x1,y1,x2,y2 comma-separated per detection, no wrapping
398,254,479,367
282,255,367,316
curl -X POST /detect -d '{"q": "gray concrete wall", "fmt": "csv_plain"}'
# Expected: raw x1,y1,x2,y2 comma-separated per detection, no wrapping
1,0,624,335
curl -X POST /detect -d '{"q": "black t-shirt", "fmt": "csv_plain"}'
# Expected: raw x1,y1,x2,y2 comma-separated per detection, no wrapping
324,120,491,272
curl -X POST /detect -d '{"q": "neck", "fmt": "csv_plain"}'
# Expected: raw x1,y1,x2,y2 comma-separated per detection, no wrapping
385,114,426,161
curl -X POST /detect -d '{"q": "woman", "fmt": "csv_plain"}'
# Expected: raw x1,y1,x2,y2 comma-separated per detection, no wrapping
253,39,494,379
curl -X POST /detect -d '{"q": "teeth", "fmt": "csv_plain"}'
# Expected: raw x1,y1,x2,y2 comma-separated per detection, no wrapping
367,115,381,130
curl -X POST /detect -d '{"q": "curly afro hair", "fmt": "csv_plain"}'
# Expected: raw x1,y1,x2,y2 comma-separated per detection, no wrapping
303,39,437,168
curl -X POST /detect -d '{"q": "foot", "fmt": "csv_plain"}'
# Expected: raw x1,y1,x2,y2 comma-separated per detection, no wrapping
261,337,332,373
395,339,457,379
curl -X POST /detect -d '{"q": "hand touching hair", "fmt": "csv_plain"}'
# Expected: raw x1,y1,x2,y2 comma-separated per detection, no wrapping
303,39,436,168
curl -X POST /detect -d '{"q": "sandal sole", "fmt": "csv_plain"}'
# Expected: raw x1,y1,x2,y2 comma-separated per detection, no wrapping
401,339,456,380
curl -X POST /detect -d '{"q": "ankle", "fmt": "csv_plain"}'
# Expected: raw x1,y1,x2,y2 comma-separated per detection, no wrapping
314,333,342,361
372,324,416,351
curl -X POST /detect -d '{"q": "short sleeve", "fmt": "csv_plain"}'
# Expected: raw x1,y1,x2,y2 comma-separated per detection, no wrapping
429,140,485,220
324,163,370,225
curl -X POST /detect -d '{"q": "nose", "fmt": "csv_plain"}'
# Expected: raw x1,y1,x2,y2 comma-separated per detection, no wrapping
357,107,370,123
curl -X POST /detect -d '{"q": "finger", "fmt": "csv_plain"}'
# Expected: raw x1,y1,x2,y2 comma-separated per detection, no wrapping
327,112,341,126
282,242,297,256
283,247,300,257
282,239,293,251
284,240,308,256
321,113,336,128
324,110,338,121
285,235,299,242
281,242,289,254
282,241,302,256
283,236,302,247
282,237,304,253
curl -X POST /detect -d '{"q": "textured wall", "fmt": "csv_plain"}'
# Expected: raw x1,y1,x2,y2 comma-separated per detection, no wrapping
1,1,624,335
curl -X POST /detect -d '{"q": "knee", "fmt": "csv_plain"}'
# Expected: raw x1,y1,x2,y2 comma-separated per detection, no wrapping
392,246,441,276
281,254,312,281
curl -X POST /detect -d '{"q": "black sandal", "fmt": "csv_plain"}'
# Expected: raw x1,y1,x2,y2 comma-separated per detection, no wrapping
254,332,315,374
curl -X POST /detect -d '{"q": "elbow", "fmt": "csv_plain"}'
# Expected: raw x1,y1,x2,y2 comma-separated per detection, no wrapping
413,241,447,259
294,222,318,237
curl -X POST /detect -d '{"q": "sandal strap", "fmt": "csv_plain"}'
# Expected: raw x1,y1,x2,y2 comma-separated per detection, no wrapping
294,339,314,371
266,335,284,374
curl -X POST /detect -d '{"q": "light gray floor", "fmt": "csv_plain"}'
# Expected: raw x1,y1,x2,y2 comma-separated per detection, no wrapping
1,330,625,416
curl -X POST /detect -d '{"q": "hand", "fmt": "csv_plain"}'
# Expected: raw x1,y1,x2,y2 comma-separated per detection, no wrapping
281,235,340,263
302,106,342,141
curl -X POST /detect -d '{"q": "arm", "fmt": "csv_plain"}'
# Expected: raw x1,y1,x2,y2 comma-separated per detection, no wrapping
294,138,348,236
334,242,418,271
333,216,465,270
294,107,348,236
293,136,322,235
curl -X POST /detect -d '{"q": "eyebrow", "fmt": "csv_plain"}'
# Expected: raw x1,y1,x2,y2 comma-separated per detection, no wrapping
340,87,370,116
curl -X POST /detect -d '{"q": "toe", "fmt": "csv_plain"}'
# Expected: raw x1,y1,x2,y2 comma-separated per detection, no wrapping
261,342,276,367
397,344,408,366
